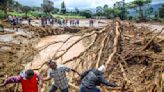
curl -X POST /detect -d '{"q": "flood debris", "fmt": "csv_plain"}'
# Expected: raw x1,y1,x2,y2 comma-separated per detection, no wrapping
0,19,164,92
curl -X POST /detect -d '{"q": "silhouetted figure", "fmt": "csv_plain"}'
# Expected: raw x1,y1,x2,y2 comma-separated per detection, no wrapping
41,17,45,27
0,24,4,32
12,16,18,31
77,19,80,26
89,19,94,27
8,15,13,24
28,17,32,25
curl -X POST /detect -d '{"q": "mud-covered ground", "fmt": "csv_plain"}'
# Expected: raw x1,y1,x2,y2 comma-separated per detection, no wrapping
0,20,101,92
0,19,164,92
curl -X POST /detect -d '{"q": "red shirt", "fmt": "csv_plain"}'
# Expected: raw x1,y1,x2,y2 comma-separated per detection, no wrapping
4,72,42,92
21,74,38,92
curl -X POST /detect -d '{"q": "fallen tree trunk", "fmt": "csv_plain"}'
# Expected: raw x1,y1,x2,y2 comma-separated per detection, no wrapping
106,20,121,67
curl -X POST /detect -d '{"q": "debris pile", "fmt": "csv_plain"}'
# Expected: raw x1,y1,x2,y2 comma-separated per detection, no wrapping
0,19,164,92
45,19,164,92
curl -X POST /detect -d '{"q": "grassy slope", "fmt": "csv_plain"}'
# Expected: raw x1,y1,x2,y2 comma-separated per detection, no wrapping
4,11,86,19
0,10,5,19
52,14,86,19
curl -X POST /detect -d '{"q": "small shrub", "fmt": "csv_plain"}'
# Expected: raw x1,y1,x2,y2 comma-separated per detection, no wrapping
0,10,5,19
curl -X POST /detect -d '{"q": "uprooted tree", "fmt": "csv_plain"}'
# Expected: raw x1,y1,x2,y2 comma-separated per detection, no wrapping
27,19,163,92
0,19,164,92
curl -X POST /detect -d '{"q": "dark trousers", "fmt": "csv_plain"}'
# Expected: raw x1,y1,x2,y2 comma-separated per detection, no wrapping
49,85,68,92
80,85,100,92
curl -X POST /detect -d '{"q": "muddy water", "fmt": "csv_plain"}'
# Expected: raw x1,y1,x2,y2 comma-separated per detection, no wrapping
25,34,85,70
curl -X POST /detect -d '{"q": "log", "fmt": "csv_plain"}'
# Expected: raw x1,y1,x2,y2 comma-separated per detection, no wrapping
32,28,107,70
106,20,121,67
53,27,107,60
63,34,98,64
96,35,108,68
141,28,164,51
69,83,79,90
116,53,127,66
119,63,131,84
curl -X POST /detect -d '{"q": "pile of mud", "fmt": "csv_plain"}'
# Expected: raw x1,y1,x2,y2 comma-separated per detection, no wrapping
19,24,101,37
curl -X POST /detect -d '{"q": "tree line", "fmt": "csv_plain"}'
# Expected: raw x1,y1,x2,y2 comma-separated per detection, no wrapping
95,0,164,20
0,0,164,20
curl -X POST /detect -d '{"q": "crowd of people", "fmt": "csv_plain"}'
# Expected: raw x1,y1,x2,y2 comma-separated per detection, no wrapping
40,17,92,27
5,15,98,32
41,17,54,27
0,60,119,92
7,15,23,31
7,15,34,31
38,16,96,27
40,18,96,27
69,19,80,26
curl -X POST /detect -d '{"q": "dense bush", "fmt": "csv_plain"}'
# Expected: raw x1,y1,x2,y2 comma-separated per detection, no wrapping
30,11,42,18
0,10,5,19
159,4,164,18
79,10,93,18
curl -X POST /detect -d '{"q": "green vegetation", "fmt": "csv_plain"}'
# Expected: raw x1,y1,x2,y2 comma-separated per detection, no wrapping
0,0,14,17
80,10,92,18
104,8,121,18
158,6,164,23
159,18,164,23
131,0,152,19
30,11,42,17
11,12,40,17
4,11,85,19
21,6,32,18
96,6,104,16
0,0,163,22
61,1,66,14
159,4,164,18
8,11,24,17
8,11,43,18
145,7,153,19
52,14,85,19
95,0,127,19
0,0,86,19
96,0,152,20
42,0,54,14
0,10,5,19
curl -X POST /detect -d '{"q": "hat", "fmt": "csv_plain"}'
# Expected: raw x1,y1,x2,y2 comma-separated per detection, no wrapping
98,65,106,72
